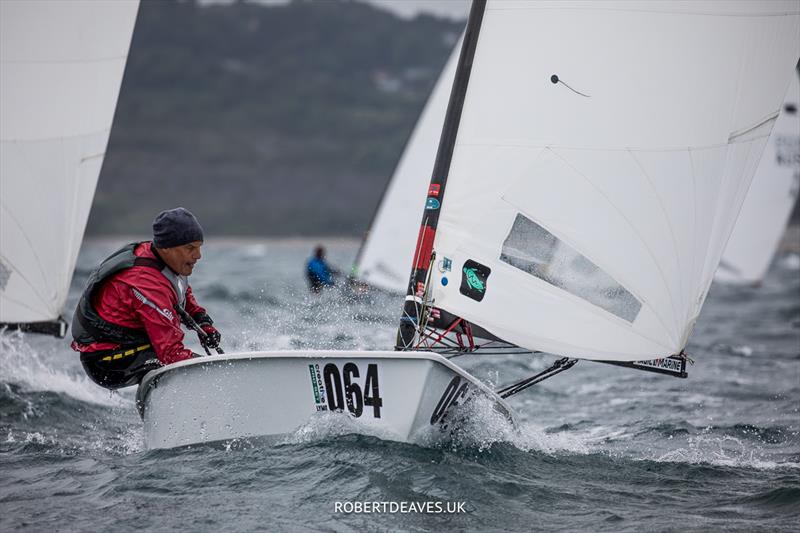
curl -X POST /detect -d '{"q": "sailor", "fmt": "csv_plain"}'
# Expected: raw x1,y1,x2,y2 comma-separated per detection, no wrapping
70,207,221,389
305,245,338,292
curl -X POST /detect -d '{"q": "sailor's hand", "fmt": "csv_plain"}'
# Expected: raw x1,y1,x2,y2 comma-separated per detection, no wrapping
199,324,221,349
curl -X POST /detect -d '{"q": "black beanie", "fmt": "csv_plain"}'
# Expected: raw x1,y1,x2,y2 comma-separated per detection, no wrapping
152,207,204,248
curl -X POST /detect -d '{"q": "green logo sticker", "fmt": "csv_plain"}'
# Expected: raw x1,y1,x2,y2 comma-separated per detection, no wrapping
459,260,490,302
464,267,485,292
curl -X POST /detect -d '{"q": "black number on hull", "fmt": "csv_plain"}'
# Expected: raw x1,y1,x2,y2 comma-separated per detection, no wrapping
431,376,460,424
364,363,383,418
430,376,470,425
324,363,345,412
323,362,382,418
343,363,364,417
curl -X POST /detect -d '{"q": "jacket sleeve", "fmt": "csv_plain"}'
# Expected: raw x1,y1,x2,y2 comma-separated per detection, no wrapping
125,275,195,365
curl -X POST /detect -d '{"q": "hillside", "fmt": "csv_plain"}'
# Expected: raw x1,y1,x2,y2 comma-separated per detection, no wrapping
88,0,464,236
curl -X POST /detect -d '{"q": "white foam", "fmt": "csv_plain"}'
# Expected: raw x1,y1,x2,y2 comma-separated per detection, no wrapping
731,345,753,357
778,253,800,270
414,394,591,455
280,411,403,445
627,430,800,471
0,330,130,407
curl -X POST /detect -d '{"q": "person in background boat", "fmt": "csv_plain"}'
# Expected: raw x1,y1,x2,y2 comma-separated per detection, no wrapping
306,245,340,292
70,207,221,389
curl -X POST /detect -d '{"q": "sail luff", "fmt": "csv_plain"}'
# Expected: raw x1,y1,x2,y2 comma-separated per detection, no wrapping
396,0,487,350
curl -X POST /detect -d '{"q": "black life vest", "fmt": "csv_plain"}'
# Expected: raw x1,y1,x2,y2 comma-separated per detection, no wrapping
71,242,188,346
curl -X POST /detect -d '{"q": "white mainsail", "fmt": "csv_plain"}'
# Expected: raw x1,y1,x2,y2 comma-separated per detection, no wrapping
410,0,800,362
717,70,800,285
355,36,462,293
0,0,139,332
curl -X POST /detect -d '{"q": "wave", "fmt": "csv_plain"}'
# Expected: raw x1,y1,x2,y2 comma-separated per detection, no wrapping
778,253,800,271
2,424,142,457
736,486,800,510
0,330,130,408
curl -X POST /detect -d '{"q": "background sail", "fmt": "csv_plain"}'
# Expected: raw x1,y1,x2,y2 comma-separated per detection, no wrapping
716,70,800,285
426,0,800,362
0,0,139,329
355,36,462,293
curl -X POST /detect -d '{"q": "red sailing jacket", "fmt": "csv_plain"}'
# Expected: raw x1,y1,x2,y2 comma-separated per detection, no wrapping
71,242,205,365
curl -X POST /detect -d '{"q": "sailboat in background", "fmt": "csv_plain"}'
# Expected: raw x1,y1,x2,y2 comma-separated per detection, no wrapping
354,35,463,294
716,70,800,285
137,0,799,450
0,0,139,336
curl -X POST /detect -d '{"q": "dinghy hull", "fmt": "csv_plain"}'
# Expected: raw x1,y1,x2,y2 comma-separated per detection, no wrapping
136,351,515,450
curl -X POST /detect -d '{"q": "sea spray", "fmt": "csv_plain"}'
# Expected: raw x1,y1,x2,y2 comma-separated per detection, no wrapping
0,329,129,407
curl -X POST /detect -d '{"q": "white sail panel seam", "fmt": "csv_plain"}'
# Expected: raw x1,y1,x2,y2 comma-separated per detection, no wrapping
626,149,687,322
0,287,52,317
1,54,131,65
0,127,112,143
544,147,681,343
688,147,699,331
0,206,55,313
728,111,781,142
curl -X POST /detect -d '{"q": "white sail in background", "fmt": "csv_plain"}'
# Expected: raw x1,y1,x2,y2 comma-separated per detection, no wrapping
355,36,462,293
0,0,139,329
425,0,800,362
717,71,800,285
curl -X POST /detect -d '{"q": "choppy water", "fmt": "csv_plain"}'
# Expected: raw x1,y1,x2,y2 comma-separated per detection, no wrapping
2,238,799,532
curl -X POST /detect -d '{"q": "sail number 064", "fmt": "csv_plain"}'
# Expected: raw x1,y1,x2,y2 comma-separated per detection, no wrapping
323,363,383,418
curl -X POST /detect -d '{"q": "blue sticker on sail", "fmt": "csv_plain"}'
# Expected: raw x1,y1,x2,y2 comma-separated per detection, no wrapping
441,277,448,286
425,198,440,210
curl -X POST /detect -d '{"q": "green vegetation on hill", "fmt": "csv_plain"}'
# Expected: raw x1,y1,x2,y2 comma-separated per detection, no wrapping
89,0,464,236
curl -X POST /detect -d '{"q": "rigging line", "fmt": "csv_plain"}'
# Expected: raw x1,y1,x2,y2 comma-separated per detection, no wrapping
550,75,590,98
419,325,462,349
497,358,578,398
545,147,681,347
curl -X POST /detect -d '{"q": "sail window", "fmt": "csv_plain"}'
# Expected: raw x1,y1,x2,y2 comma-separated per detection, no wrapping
500,214,642,322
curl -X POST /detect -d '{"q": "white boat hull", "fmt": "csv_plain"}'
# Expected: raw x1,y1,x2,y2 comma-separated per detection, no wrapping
136,351,516,450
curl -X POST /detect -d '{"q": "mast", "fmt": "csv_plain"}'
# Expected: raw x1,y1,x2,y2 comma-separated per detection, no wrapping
396,0,486,350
